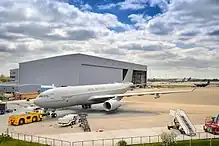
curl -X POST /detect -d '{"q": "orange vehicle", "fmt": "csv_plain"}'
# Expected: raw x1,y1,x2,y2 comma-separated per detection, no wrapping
8,111,44,126
14,91,39,100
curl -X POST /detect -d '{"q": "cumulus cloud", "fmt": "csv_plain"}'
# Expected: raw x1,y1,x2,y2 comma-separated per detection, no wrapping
0,0,218,78
98,0,150,10
97,3,117,10
98,0,169,11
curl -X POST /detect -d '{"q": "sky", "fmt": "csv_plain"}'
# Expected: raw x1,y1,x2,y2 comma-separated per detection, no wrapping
0,0,218,78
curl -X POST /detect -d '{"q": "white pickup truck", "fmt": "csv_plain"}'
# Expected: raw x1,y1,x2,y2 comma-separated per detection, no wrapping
58,114,79,127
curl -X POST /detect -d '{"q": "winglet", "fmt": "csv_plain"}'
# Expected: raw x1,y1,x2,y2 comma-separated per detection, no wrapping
52,84,56,88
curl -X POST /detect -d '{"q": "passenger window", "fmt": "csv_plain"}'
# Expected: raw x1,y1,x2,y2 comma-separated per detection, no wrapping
27,116,31,119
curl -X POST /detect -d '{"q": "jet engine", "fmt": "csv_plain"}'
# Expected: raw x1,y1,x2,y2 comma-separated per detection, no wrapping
103,99,121,111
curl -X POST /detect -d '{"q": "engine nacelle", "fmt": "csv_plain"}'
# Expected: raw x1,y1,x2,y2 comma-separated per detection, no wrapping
103,99,121,112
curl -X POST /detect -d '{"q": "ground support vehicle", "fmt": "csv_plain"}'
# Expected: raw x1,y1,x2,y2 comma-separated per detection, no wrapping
58,113,91,132
203,115,219,135
78,113,91,132
0,101,7,115
8,111,44,126
167,109,196,136
0,101,13,115
58,114,79,127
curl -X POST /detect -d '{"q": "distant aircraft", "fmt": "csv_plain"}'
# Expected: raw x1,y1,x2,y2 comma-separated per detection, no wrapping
194,80,210,87
33,69,196,118
171,77,192,83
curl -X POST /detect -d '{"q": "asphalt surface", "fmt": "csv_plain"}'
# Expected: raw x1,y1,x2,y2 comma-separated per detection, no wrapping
0,101,158,134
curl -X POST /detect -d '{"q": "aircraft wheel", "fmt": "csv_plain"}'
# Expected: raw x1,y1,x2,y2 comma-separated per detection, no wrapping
51,113,57,118
71,121,76,125
82,105,91,109
32,116,37,122
203,126,207,132
19,118,25,125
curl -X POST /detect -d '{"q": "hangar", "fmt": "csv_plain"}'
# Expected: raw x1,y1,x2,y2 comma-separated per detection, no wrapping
17,53,147,87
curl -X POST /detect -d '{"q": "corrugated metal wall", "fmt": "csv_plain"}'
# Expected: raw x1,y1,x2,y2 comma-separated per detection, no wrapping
79,64,122,85
19,54,147,86
19,55,79,86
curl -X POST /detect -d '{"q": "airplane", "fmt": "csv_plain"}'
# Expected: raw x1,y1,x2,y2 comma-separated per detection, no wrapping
194,80,210,87
33,69,196,118
170,77,192,83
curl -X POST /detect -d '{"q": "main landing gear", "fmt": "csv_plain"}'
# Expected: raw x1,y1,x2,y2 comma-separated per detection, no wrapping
82,104,91,109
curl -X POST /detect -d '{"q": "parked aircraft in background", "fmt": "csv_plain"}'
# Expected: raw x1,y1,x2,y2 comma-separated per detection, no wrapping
34,70,196,118
170,77,192,83
194,80,210,87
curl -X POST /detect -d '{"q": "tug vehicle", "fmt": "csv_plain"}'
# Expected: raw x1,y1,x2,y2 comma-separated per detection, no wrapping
8,111,44,126
203,114,219,135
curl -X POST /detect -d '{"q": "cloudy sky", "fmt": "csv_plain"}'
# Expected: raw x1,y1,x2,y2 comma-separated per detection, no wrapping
0,0,218,78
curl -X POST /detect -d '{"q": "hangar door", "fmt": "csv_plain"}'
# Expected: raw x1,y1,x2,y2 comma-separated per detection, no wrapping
79,64,123,85
132,70,147,85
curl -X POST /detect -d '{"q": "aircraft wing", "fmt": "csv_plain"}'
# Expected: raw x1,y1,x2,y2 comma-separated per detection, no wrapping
6,99,35,105
88,88,196,101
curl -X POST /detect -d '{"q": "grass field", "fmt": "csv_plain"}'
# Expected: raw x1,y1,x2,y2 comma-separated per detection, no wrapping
130,138,219,146
0,134,47,146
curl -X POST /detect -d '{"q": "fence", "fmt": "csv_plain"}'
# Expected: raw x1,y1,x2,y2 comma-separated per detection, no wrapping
4,129,219,146
5,130,71,146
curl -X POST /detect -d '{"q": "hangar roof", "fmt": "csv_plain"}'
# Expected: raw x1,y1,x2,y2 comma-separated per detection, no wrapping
19,53,147,69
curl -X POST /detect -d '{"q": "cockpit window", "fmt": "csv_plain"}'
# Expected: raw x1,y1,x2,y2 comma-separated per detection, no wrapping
39,92,54,98
39,95,49,98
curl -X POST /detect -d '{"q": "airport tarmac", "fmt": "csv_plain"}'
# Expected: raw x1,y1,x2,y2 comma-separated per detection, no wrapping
0,87,218,144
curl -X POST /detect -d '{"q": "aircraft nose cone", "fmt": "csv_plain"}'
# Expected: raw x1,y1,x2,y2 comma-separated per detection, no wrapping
33,98,42,107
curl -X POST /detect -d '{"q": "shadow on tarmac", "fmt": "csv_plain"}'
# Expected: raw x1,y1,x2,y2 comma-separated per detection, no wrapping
59,104,160,117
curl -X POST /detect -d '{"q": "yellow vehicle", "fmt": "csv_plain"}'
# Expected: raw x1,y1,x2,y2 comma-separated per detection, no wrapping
8,111,44,126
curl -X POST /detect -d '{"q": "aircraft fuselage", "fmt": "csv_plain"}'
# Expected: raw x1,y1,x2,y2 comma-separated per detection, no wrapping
34,83,133,109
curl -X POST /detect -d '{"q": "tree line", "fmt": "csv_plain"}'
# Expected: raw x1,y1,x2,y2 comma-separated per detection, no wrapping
0,74,11,83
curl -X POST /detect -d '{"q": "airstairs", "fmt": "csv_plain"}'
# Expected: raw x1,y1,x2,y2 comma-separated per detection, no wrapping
168,109,196,136
78,113,91,132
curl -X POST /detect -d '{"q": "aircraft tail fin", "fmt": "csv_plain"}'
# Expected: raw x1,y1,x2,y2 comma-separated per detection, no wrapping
52,84,56,88
122,69,133,83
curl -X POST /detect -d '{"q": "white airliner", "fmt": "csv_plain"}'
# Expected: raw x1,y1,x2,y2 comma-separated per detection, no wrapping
33,70,195,117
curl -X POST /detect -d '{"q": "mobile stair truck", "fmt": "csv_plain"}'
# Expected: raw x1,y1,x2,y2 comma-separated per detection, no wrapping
78,113,91,132
167,109,196,136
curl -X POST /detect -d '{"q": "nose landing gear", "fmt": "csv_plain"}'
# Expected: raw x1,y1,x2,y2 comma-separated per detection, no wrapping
43,109,57,118
51,112,57,118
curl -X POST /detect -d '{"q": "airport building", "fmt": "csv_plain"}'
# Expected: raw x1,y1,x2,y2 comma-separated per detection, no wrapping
9,68,19,83
15,53,147,87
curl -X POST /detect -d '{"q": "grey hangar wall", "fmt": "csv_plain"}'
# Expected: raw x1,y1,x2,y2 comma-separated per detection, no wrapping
18,54,147,87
